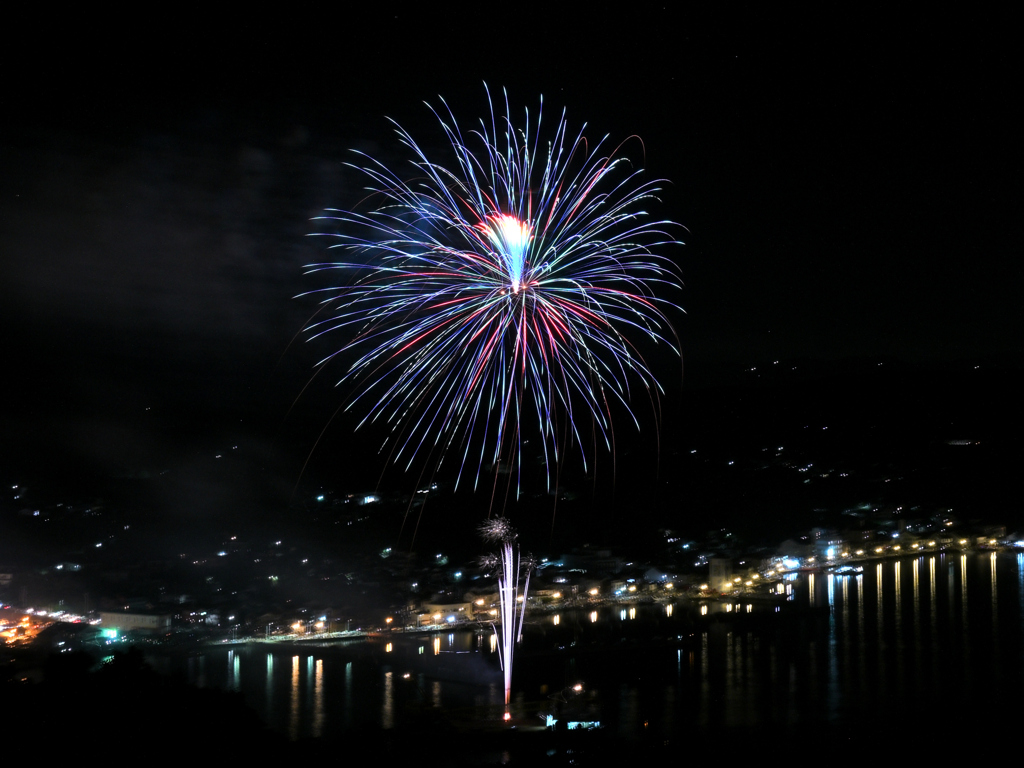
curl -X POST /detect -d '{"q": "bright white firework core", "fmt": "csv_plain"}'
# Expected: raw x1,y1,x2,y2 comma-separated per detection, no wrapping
480,214,532,294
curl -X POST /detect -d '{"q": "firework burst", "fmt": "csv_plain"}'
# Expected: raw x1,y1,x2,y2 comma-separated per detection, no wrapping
303,86,682,492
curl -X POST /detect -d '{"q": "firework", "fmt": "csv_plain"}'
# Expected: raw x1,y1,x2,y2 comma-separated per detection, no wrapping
479,518,533,716
303,86,682,491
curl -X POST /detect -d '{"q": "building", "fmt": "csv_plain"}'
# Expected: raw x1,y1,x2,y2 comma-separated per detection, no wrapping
99,611,171,634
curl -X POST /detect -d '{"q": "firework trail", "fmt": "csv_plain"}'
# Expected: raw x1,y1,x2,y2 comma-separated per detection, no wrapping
479,518,533,717
302,86,683,494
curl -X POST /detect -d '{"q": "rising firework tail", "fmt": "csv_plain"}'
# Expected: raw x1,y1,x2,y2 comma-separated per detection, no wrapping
478,518,532,714
302,85,683,495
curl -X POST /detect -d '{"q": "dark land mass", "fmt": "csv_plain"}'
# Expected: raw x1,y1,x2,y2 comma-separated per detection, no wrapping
2,358,1020,568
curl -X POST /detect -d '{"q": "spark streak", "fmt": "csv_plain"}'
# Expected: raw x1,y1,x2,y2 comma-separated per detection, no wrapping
480,518,532,717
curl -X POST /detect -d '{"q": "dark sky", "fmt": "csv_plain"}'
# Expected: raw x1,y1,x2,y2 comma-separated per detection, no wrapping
2,6,1020,535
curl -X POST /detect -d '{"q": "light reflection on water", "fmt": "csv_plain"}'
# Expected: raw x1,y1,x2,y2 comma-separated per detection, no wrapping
288,655,298,740
313,658,324,738
159,553,1024,740
382,670,393,730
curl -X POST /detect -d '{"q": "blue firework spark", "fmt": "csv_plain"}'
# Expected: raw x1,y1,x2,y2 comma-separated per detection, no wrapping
303,87,683,492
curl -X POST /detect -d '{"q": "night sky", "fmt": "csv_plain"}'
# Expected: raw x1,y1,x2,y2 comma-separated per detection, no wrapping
2,7,1020,547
